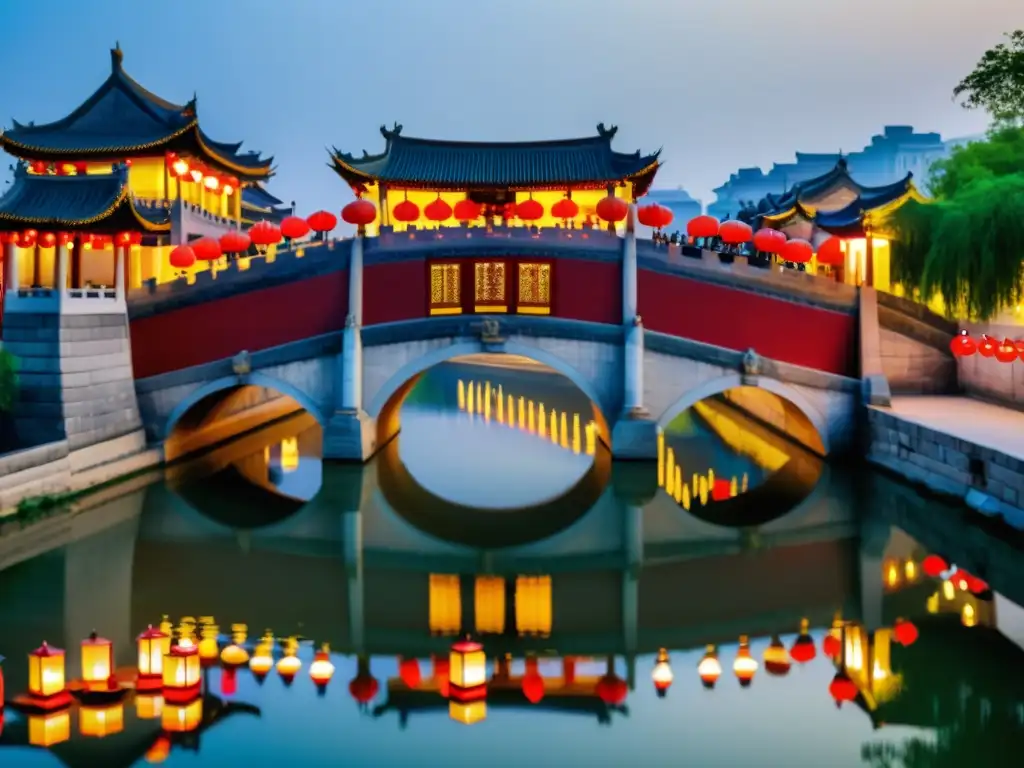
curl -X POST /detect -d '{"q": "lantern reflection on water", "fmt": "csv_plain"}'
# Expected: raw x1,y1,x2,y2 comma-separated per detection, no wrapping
136,693,164,720
249,632,275,681
733,636,758,687
698,645,722,689
276,637,302,684
28,710,71,747
221,624,250,667
652,648,673,697
310,644,336,691
449,699,487,725
137,625,170,690
80,631,114,689
763,636,791,676
163,638,201,702
162,698,203,733
79,702,124,738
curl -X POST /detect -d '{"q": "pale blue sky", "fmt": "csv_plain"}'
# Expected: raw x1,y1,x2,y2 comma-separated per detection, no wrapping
0,0,1016,214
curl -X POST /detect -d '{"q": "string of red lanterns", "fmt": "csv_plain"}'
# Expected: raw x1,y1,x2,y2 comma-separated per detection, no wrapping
1,230,142,250
950,330,1023,363
164,152,239,196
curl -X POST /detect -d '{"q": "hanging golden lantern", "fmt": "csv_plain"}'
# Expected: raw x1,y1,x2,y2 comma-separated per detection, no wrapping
220,624,250,667
197,619,220,666
763,635,791,676
651,648,673,697
249,632,275,682
309,644,335,692
733,636,758,687
698,645,722,689
276,637,302,684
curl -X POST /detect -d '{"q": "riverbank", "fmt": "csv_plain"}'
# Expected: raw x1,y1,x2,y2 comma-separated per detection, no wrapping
866,395,1024,531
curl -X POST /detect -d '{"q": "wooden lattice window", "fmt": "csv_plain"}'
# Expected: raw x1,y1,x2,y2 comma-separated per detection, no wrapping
474,261,507,313
429,262,461,315
517,262,551,314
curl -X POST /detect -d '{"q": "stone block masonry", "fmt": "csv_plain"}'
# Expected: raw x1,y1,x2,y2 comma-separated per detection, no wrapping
866,406,1024,526
2,312,143,451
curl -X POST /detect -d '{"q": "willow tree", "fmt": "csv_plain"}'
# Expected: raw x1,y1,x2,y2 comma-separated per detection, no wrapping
0,349,16,413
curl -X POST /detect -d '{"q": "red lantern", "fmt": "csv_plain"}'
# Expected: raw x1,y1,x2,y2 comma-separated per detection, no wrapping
392,199,420,223
595,674,627,705
30,160,47,175
249,220,282,250
191,237,222,262
687,215,720,239
977,335,997,358
516,198,544,222
753,228,784,254
19,229,38,248
711,478,732,501
719,220,752,245
0,232,15,244
425,197,453,223
822,634,841,660
341,199,376,227
220,667,237,697
949,331,977,357
433,656,451,698
816,236,844,266
349,672,379,705
893,619,918,647
522,671,545,704
280,216,311,240
922,554,948,578
73,162,88,175
829,671,858,707
637,203,664,228
995,337,1018,363
307,210,338,234
38,232,57,248
790,619,817,665
596,195,628,224
781,238,813,264
398,658,421,689
551,197,579,221
959,571,989,595
169,245,196,270
219,230,251,255
655,204,674,229
453,198,482,222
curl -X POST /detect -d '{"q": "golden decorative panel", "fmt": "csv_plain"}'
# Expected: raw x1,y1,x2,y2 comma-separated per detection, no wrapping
474,576,506,635
429,574,462,635
517,263,551,309
515,575,552,637
474,262,506,306
429,263,461,314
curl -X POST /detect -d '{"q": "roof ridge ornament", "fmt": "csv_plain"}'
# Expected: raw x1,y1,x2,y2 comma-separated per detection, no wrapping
380,122,403,139
596,122,618,139
111,43,123,71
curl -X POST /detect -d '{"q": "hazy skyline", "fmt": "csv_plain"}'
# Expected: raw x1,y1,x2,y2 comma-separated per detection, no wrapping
0,0,1016,216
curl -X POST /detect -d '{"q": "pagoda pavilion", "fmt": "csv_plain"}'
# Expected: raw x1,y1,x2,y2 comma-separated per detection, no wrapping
741,158,924,290
329,122,661,235
0,45,276,308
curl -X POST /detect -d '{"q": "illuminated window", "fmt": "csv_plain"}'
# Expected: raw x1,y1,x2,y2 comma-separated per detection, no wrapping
474,261,507,312
515,576,552,637
474,576,506,635
429,263,461,315
429,574,462,635
517,263,551,315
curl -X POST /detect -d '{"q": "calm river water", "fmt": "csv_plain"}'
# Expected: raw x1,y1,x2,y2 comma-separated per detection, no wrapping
0,360,1021,767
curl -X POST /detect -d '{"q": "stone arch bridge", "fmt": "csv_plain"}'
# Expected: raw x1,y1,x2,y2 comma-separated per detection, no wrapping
135,314,859,461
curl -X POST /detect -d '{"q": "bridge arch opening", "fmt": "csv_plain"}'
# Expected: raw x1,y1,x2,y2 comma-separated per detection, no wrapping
654,374,826,524
163,375,325,507
369,341,612,511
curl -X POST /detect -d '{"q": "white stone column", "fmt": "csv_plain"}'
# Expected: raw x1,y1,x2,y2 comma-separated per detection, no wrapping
3,241,17,297
622,203,638,323
623,317,645,412
114,245,126,300
56,243,69,299
339,235,364,411
622,503,642,660
343,511,365,653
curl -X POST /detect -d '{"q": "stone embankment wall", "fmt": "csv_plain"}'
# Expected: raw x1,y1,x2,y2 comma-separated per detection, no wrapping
866,406,1024,523
875,292,957,395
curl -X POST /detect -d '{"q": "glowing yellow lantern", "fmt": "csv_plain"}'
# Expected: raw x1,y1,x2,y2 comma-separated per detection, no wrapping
962,603,978,628
198,619,220,666
651,648,673,697
28,642,68,702
171,158,189,177
309,643,335,690
80,631,114,688
698,645,722,689
203,174,220,191
162,638,201,703
276,637,302,684
28,710,71,747
762,635,791,676
79,702,124,738
137,625,170,691
449,638,487,698
449,699,487,725
249,632,274,680
135,693,164,720
733,636,758,687
162,698,203,733
220,624,250,666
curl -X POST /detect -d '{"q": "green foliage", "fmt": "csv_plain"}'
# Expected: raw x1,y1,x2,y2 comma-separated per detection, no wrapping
927,125,1024,199
0,348,17,413
953,30,1024,121
14,492,71,526
889,175,1024,319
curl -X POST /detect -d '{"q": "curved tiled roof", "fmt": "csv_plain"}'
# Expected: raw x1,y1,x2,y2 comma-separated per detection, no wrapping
0,163,169,232
330,122,661,192
0,46,273,180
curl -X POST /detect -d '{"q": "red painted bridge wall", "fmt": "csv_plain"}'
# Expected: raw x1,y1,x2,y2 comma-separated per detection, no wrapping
637,268,857,377
130,271,349,379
